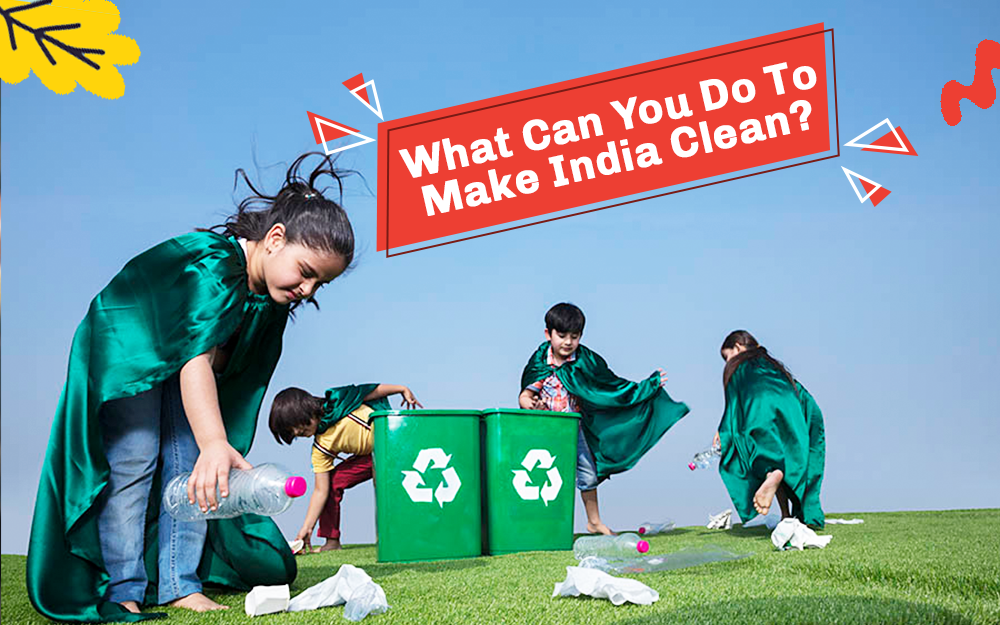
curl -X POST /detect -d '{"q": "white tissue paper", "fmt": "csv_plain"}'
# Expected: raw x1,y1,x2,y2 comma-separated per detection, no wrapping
825,518,864,525
707,509,733,530
244,584,290,616
287,564,389,620
771,518,833,550
552,566,659,606
288,539,305,554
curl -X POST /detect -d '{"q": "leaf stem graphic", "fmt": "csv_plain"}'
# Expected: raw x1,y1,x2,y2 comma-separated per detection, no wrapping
0,0,105,70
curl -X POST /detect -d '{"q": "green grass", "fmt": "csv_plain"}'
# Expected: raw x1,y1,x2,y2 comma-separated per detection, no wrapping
3,509,999,624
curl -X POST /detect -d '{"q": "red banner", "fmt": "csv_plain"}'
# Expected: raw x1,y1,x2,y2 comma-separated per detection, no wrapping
377,24,833,253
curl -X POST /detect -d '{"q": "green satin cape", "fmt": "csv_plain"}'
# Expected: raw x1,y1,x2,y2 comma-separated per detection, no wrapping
718,358,826,528
521,342,689,479
317,384,390,432
27,232,296,623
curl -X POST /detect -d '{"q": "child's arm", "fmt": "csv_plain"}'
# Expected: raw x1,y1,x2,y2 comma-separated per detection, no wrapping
294,470,332,550
179,349,253,513
364,384,423,409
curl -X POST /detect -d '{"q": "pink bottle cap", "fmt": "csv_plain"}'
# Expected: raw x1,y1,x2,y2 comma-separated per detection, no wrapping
688,463,696,471
285,476,307,498
637,540,650,553
638,527,646,535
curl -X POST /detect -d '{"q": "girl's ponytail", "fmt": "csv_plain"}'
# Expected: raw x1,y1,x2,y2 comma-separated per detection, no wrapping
216,152,358,269
721,330,796,390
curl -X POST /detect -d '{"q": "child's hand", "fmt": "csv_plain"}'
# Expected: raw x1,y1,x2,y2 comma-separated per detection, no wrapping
187,440,253,513
399,386,423,410
531,396,546,410
658,368,669,386
294,527,313,553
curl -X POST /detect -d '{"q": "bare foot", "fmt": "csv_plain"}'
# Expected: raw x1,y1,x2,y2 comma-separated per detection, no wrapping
169,592,228,613
754,469,784,516
586,522,615,536
119,601,141,614
316,538,342,552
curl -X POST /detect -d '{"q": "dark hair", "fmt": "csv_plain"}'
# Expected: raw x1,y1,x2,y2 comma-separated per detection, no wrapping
210,152,357,311
721,330,796,390
545,302,586,334
269,387,324,445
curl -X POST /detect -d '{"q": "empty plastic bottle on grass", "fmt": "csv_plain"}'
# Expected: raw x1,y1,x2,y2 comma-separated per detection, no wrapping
573,533,649,560
163,463,307,521
580,544,750,574
638,520,675,536
688,443,722,470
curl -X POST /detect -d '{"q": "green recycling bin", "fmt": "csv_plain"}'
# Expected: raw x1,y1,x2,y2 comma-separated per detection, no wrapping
371,410,482,562
481,408,580,554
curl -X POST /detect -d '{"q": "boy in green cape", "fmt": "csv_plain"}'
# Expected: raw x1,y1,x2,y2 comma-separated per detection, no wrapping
519,303,689,534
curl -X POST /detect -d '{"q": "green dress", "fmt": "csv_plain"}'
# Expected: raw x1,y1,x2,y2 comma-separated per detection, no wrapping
317,384,390,432
521,342,689,479
27,232,296,623
718,358,826,528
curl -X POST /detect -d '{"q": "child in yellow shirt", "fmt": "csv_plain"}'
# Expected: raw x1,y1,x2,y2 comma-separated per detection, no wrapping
269,383,420,551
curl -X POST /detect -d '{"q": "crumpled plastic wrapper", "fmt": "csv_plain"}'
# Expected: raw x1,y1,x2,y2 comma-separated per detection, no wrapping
287,564,389,621
552,566,658,605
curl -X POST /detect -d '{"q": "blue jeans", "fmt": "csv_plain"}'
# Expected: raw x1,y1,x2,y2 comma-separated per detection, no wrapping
96,374,206,605
576,425,601,491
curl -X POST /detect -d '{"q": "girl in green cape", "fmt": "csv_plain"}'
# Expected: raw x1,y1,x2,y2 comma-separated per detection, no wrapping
28,153,356,622
717,330,826,528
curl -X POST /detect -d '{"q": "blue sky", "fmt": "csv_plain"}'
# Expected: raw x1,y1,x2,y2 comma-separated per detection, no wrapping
2,0,999,554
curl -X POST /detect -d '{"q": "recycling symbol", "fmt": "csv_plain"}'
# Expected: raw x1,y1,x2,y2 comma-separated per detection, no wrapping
511,449,562,506
401,448,462,508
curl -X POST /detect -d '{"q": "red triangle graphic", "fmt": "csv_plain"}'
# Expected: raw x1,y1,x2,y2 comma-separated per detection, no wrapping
342,73,370,105
306,111,359,145
862,126,917,156
859,178,892,207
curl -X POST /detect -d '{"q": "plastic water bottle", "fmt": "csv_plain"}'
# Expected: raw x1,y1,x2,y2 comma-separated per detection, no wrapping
688,442,722,470
638,520,675,536
579,544,749,574
573,533,649,560
163,463,307,521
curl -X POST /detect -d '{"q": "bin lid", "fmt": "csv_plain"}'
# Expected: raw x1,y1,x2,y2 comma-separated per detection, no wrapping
481,407,581,420
370,409,483,419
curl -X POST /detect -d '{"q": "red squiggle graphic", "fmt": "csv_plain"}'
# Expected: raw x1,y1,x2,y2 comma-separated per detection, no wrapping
940,39,1000,126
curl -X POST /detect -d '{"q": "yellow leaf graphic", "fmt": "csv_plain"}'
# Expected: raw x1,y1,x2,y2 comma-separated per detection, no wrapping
0,0,139,99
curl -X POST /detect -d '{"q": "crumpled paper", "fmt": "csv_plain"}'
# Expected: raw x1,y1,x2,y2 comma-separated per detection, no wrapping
245,584,290,616
287,564,389,621
707,509,732,530
771,518,833,550
552,566,659,605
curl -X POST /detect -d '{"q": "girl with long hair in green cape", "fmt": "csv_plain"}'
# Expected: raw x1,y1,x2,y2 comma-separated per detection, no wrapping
28,153,357,622
717,330,826,528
